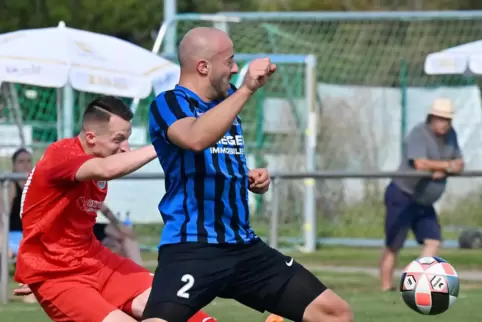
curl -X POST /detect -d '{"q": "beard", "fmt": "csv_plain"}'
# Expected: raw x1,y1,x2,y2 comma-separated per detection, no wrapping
210,76,231,101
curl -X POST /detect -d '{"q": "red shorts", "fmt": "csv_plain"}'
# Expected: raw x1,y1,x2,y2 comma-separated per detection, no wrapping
29,253,153,322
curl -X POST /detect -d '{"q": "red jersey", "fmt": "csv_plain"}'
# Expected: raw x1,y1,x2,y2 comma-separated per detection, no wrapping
15,137,110,285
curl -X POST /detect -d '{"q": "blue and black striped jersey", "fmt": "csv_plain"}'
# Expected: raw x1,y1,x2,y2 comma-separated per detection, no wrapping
148,84,257,245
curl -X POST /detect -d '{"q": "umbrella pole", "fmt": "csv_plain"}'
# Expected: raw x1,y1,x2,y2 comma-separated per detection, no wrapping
1,83,26,147
7,83,26,147
62,85,74,138
56,89,62,141
0,180,11,305
130,98,140,116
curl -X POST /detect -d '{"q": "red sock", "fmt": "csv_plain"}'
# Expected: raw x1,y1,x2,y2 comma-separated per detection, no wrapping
188,310,217,322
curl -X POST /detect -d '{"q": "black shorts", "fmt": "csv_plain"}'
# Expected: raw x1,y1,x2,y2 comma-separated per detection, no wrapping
143,239,327,322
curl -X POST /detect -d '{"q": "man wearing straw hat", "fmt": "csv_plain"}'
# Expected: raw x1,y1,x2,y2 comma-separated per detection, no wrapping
379,98,464,292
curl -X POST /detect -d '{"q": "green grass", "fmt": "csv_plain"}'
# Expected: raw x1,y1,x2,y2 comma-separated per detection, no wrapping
133,208,469,245
3,247,482,321
139,245,482,271
2,269,482,322
290,246,482,270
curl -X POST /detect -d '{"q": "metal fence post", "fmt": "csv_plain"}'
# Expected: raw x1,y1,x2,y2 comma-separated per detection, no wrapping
303,55,317,253
269,177,281,249
1,179,10,305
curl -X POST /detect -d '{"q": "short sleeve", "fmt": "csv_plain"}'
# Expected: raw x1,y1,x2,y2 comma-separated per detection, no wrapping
148,90,195,140
44,152,94,185
452,130,463,159
405,125,428,161
228,83,237,95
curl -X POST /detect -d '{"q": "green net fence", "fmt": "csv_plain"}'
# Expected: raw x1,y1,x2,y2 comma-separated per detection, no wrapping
3,12,482,245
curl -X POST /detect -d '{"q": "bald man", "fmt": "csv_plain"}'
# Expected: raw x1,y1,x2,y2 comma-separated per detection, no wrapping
142,27,353,322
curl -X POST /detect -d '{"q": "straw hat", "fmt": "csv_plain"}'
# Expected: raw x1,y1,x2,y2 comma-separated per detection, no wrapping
428,98,455,119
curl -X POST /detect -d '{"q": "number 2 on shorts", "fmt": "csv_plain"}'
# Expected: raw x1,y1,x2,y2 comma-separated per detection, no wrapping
177,274,195,299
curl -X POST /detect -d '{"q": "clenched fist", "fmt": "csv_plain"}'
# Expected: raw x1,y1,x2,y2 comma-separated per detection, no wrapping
241,58,276,93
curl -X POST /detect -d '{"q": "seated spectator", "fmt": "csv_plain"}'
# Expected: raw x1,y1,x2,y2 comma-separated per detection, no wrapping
94,203,143,266
8,148,32,253
1,148,36,303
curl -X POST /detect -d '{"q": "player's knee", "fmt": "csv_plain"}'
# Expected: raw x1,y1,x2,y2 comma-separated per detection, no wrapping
303,289,353,322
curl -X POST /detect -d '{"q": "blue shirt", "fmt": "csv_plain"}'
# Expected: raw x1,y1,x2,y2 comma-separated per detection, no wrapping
148,84,257,245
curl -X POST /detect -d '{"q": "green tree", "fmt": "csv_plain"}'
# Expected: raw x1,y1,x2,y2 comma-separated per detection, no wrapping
1,0,482,50
0,0,165,47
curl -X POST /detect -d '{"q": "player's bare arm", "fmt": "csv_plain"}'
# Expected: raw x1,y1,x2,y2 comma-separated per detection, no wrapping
70,96,158,181
167,87,252,151
42,96,157,184
75,145,157,181
168,59,276,151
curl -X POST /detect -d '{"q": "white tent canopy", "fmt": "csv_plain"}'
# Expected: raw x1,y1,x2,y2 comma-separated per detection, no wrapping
0,21,180,99
424,39,482,75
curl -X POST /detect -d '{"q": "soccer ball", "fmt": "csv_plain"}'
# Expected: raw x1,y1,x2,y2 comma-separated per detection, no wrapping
400,256,459,315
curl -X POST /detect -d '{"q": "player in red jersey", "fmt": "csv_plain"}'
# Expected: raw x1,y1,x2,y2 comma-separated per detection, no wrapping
13,96,217,322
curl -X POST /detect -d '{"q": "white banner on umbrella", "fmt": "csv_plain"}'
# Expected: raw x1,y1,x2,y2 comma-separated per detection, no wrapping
70,68,153,99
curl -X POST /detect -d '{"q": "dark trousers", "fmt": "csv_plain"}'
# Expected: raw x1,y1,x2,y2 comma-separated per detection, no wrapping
384,182,441,251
